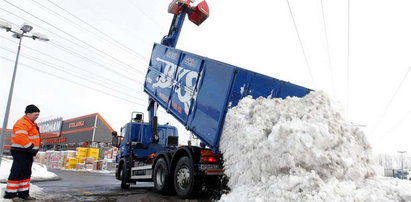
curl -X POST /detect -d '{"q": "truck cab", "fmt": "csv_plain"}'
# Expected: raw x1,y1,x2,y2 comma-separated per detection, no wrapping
117,121,178,158
112,112,225,198
113,112,179,188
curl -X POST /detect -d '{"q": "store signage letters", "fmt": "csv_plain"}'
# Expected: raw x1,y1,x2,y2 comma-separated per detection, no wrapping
38,117,63,138
44,137,67,144
69,121,85,128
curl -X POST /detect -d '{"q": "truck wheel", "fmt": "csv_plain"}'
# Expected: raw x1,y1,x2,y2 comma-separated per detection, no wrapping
120,165,130,189
174,156,201,198
154,158,172,194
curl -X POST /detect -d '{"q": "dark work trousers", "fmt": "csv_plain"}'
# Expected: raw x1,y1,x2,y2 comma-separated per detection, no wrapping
4,150,34,199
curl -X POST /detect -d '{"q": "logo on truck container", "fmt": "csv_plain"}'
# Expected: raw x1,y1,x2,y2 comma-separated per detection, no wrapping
152,57,199,115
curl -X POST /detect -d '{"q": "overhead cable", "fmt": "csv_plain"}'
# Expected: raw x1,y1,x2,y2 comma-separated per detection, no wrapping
39,0,149,62
46,0,149,62
286,0,316,89
0,7,143,77
373,66,411,136
320,0,335,96
380,110,411,140
0,35,144,89
2,0,146,76
346,0,351,119
0,55,146,106
49,41,145,85
0,46,147,103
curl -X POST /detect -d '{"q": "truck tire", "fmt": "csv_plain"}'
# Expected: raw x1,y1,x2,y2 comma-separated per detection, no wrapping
153,158,172,194
173,156,201,198
120,164,130,189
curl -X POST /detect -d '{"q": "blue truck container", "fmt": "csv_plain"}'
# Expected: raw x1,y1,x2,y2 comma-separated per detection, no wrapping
144,43,311,153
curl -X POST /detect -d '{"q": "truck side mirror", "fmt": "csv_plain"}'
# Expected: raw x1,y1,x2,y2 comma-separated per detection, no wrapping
112,131,119,147
167,136,178,148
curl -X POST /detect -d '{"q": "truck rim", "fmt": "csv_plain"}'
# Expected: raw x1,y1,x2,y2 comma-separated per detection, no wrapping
155,166,165,187
176,166,190,189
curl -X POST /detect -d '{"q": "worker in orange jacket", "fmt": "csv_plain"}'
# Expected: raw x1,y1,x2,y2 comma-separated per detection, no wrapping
4,104,41,201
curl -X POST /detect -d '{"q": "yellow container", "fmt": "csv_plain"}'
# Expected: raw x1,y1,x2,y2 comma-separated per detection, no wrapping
77,156,86,163
65,158,77,169
76,147,88,158
87,148,100,160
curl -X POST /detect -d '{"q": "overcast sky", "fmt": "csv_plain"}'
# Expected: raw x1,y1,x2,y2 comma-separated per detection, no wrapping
1,0,411,154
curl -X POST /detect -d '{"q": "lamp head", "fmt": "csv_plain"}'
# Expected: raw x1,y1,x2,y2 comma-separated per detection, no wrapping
20,23,33,33
32,32,49,41
12,30,23,39
0,20,12,32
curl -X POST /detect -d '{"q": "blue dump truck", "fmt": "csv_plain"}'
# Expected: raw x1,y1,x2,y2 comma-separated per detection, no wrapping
112,0,312,198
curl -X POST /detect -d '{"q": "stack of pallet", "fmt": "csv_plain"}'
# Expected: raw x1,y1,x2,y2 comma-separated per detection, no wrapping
65,147,101,170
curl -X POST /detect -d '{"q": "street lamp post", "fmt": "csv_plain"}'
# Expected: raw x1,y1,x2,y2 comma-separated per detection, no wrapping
0,21,49,166
398,150,407,179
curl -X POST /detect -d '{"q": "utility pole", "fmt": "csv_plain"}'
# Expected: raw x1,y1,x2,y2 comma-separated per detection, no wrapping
398,150,407,179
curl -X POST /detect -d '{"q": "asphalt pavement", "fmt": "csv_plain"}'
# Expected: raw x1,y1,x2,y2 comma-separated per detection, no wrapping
33,169,216,202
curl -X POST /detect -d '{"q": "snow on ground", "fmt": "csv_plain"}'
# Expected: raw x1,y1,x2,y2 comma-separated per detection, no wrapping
0,157,59,201
0,157,59,183
0,156,113,200
219,91,411,201
0,184,44,202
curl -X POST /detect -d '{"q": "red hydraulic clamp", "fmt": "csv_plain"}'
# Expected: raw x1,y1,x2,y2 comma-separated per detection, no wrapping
168,0,209,26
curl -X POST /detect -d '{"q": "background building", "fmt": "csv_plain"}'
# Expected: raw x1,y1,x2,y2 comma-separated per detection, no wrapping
40,113,114,150
1,113,114,153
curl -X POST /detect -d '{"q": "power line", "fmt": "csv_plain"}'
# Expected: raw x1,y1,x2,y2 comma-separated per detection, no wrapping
0,46,147,103
31,0,85,33
0,7,144,77
320,0,335,97
1,53,170,117
0,54,146,106
285,0,316,89
380,110,411,140
126,0,166,31
2,0,146,76
49,41,145,85
0,35,144,90
125,0,190,49
0,13,144,84
373,66,411,136
35,0,147,61
346,0,351,119
46,0,149,62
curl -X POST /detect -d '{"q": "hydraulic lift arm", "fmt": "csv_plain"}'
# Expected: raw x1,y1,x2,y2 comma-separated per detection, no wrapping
149,0,209,143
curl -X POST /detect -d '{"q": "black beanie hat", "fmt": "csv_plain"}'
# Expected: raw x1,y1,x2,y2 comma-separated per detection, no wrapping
25,104,40,113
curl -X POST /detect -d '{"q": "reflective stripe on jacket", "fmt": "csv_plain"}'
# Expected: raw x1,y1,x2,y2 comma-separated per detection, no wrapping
11,116,40,152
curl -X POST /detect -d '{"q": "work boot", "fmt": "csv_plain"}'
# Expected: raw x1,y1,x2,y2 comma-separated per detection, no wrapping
3,193,18,199
12,196,36,201
22,196,36,200
11,198,25,202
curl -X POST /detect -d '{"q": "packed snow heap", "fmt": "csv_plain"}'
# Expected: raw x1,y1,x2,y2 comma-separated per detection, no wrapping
219,91,411,201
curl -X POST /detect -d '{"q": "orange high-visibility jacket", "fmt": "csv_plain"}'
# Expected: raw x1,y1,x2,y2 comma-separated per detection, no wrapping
11,116,40,152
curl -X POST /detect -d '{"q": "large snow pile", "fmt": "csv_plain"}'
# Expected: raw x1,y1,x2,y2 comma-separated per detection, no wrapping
219,91,411,201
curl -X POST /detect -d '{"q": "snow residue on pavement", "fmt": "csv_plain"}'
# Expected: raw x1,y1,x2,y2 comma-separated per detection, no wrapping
219,91,411,201
0,184,44,202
